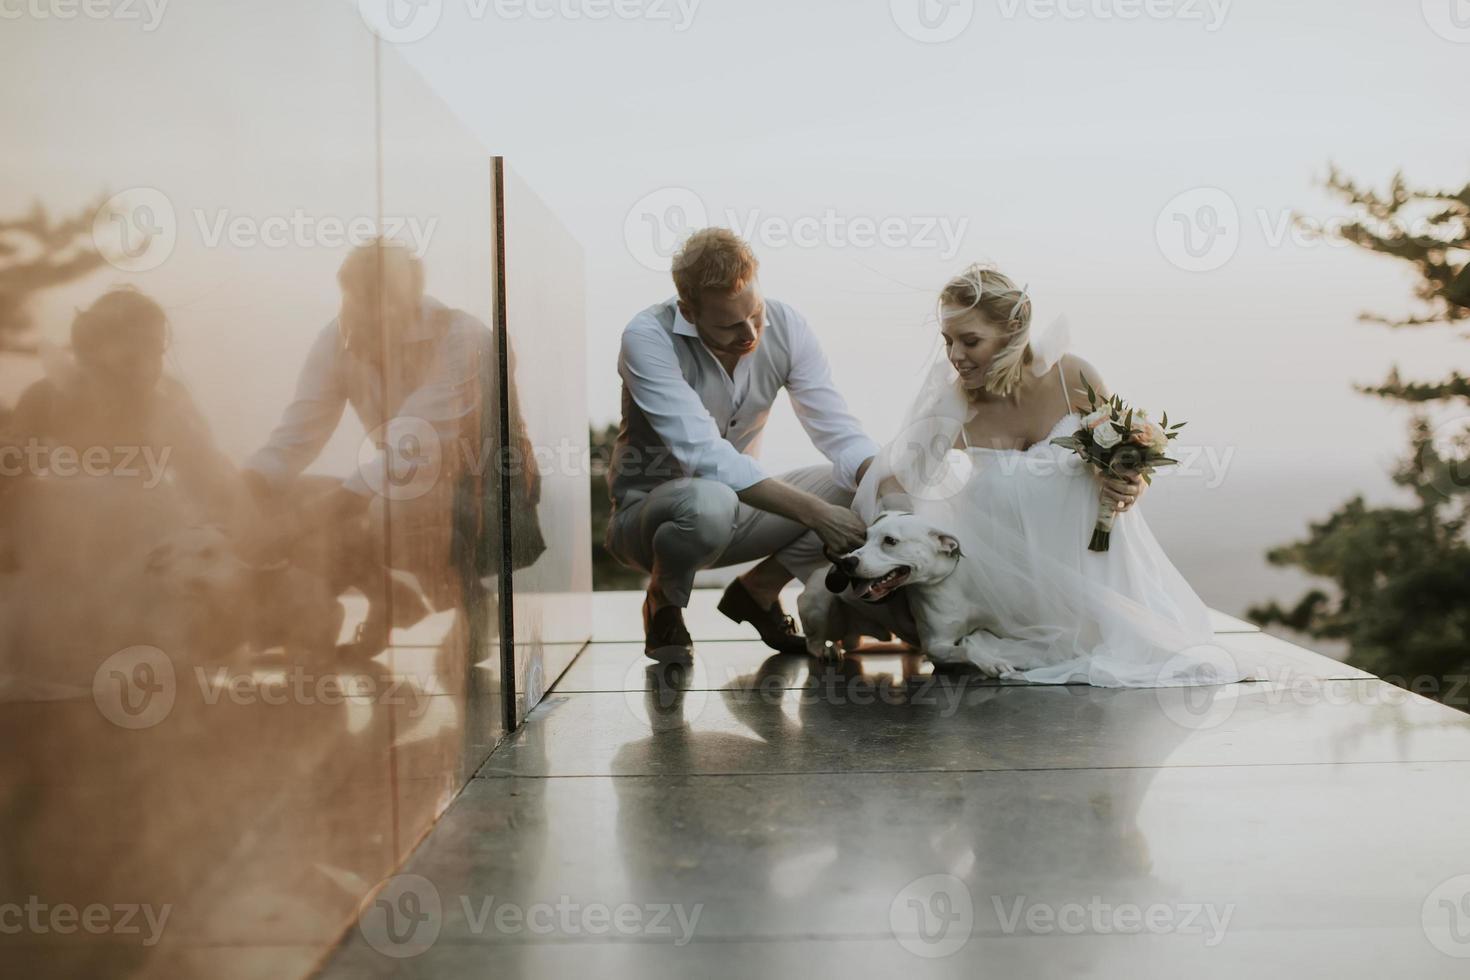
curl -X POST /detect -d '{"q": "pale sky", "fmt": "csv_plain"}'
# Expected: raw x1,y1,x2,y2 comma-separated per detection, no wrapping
378,0,1469,491
2,1,1466,615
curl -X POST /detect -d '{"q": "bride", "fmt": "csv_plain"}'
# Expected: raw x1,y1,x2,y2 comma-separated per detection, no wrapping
851,264,1242,687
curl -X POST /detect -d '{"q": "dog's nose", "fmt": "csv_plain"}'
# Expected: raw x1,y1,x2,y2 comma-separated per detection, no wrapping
838,554,859,574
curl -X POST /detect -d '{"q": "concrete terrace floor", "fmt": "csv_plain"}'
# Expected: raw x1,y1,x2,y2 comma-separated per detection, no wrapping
318,589,1470,978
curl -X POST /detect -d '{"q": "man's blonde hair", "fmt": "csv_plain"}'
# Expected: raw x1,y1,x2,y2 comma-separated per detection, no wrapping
671,228,759,311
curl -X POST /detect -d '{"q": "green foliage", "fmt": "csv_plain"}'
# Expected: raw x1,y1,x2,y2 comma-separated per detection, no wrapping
1249,168,1470,709
588,422,648,591
0,197,111,353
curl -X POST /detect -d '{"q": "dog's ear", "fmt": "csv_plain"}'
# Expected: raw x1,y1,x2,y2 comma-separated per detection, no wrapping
931,531,963,558
144,543,174,573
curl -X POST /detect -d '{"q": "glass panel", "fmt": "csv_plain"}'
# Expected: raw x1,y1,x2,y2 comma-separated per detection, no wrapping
376,38,506,848
0,5,512,975
500,164,594,723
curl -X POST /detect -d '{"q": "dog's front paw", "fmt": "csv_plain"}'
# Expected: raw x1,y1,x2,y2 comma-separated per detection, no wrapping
924,642,970,667
925,642,1017,679
807,638,842,662
970,654,1019,680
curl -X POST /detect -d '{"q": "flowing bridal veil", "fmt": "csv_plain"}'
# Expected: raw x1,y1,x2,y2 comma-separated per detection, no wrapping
852,316,1245,688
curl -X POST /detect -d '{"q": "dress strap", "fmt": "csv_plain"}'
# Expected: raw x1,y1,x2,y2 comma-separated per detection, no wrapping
1056,357,1071,412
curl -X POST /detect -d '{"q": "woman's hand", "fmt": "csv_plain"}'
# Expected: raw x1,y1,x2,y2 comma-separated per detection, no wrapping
1098,469,1147,513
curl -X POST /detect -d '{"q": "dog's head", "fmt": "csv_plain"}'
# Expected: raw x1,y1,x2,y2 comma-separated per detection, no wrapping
836,511,964,602
143,525,251,603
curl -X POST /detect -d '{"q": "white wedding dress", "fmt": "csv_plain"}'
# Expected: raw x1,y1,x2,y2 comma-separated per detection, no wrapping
852,323,1243,688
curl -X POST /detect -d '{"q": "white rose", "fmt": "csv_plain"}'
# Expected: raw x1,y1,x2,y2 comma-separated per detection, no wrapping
1092,423,1122,449
1082,408,1111,430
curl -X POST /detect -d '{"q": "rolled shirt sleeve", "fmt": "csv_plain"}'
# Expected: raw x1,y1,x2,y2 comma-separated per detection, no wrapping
619,322,769,492
246,313,486,500
782,306,881,491
344,314,485,499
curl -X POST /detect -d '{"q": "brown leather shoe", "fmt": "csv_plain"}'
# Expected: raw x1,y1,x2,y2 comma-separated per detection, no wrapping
717,578,807,655
643,592,693,664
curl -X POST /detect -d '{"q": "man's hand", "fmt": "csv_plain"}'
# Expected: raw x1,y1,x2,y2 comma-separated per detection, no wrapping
242,468,276,505
809,502,868,556
235,482,370,566
736,477,868,555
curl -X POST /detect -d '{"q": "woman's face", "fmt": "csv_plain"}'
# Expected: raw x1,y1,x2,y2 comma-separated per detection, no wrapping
940,304,1010,391
86,331,165,396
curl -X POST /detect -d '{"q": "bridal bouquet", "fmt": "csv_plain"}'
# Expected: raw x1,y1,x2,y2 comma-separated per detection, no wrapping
1050,383,1183,552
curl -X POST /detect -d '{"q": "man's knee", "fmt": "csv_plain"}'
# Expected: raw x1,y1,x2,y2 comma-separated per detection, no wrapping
661,478,739,548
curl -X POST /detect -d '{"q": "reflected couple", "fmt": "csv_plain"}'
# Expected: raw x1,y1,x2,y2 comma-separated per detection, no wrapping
609,659,1195,940
1,239,545,697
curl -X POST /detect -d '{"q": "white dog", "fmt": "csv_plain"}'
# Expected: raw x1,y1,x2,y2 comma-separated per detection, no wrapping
836,511,1053,678
796,566,903,659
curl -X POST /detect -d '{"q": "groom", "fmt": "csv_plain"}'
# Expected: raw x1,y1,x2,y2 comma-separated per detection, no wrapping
605,228,878,661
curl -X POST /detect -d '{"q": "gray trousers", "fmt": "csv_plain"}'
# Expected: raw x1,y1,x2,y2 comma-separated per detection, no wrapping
605,464,852,608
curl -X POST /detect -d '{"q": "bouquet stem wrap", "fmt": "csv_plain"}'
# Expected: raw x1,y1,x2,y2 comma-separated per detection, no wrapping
1090,493,1117,552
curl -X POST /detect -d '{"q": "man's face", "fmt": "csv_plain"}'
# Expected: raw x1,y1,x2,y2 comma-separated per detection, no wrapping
681,281,765,359
339,256,423,357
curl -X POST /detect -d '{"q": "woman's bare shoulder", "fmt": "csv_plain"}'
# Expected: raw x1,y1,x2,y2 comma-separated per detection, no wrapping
1059,353,1109,405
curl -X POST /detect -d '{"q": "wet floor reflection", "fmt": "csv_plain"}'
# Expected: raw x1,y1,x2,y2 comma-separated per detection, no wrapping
316,636,1470,977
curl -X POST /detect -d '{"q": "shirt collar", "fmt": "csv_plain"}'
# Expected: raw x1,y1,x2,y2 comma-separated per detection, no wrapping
671,299,700,339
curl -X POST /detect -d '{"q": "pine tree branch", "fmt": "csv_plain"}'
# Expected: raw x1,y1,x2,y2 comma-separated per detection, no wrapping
1355,372,1470,404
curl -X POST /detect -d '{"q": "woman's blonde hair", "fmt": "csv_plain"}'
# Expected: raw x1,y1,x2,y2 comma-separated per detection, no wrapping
939,263,1033,398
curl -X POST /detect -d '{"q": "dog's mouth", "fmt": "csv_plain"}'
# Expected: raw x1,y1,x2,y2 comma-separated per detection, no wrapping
852,565,911,602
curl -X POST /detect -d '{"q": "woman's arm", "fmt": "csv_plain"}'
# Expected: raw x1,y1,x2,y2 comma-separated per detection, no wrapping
1063,355,1146,514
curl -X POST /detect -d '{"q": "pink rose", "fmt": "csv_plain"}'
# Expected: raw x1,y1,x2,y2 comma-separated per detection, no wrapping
1131,420,1169,453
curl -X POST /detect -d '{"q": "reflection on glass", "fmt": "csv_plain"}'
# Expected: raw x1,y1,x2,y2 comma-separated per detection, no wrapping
0,4,564,976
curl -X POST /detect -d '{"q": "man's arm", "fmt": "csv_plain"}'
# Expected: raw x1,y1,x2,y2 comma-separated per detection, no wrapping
737,476,867,556
344,314,483,499
619,319,769,490
243,323,348,494
621,319,865,552
781,304,881,492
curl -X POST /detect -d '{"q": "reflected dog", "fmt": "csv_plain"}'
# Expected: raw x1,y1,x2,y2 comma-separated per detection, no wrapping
142,524,341,662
